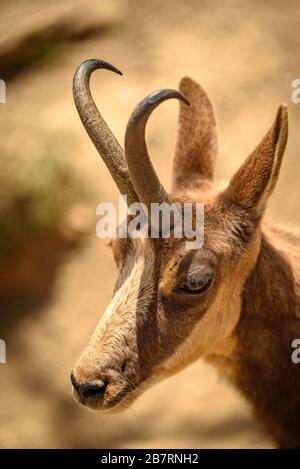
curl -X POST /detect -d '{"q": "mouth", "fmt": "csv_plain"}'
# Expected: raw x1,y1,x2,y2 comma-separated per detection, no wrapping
72,381,137,412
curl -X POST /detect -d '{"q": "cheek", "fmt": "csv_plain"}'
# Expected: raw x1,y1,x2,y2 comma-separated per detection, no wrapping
155,275,244,377
151,305,201,378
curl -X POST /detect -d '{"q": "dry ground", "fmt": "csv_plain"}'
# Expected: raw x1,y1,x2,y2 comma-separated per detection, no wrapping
0,0,300,448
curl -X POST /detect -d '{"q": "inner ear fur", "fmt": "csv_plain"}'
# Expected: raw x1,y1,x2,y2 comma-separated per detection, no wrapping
221,104,288,217
171,77,218,192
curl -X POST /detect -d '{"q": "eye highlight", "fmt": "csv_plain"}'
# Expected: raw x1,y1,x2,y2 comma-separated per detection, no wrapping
177,272,214,295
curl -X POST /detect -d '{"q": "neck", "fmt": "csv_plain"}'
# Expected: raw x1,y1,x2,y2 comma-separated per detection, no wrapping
233,233,300,448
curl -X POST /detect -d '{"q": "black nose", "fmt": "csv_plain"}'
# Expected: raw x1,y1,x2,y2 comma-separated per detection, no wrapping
71,372,107,403
79,381,107,400
70,372,80,392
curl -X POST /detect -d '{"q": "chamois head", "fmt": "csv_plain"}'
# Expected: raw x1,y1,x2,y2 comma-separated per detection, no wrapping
71,59,288,411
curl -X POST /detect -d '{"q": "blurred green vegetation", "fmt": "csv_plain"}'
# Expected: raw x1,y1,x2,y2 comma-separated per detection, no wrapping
0,135,86,261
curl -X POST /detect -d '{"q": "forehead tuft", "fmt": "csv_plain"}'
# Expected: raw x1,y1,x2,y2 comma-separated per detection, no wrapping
112,187,255,269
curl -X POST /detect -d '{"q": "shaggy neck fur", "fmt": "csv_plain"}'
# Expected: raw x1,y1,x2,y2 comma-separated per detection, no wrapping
229,226,300,448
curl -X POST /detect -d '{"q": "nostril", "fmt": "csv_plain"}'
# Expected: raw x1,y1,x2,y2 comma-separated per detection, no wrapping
70,372,80,392
79,380,107,401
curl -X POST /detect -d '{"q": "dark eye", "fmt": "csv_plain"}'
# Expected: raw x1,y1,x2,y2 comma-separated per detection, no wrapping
178,273,214,295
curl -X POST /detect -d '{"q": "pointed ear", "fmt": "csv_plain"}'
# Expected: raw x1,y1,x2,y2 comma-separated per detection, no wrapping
222,105,288,217
171,77,218,192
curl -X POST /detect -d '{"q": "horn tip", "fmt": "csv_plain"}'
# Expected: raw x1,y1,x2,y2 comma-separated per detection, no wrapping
78,59,123,77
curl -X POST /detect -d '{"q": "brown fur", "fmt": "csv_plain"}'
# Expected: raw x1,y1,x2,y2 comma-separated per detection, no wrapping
72,75,300,448
234,228,300,448
205,226,300,448
172,77,218,190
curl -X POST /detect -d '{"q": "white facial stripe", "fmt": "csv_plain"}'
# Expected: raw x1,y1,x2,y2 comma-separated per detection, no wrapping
77,240,155,369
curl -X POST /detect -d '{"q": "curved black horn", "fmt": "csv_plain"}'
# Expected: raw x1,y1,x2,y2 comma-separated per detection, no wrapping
125,89,189,208
73,59,138,205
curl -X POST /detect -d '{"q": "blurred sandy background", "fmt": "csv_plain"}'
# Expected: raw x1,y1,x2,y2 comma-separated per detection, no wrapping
0,0,300,449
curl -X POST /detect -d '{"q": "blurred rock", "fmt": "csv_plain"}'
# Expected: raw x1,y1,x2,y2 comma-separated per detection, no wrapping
0,0,125,80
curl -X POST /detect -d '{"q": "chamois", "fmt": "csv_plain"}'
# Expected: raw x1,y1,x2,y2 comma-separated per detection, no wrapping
71,59,300,448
